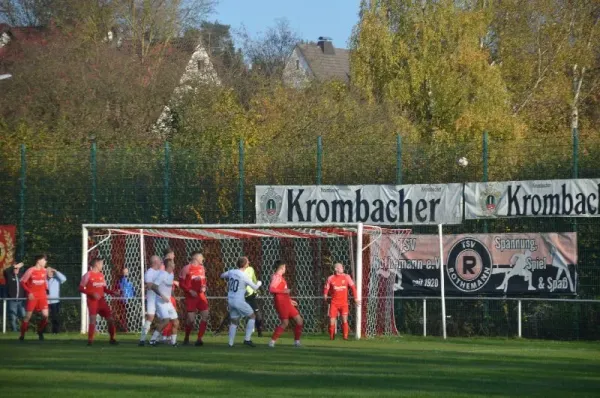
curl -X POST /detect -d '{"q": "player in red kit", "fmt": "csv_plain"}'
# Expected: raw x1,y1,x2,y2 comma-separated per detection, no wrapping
324,263,360,340
79,257,118,346
269,260,303,348
179,251,209,346
19,254,50,341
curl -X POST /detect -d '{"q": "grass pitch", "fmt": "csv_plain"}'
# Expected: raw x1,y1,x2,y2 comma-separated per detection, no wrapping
1,333,599,397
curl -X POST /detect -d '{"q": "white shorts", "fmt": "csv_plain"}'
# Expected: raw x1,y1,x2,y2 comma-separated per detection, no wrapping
146,292,156,315
156,300,178,320
228,300,253,319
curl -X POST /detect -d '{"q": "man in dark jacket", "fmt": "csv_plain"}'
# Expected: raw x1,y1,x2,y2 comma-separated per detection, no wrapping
3,262,26,332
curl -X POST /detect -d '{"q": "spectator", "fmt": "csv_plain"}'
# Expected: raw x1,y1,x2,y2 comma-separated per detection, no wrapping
47,267,67,334
3,262,25,332
117,267,135,332
119,268,135,299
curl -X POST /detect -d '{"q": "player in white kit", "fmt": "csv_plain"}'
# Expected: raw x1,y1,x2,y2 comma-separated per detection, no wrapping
148,259,179,346
220,256,262,347
139,255,162,346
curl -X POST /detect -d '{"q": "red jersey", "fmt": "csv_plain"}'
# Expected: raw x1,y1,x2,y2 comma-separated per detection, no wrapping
324,273,357,304
20,267,48,297
179,263,206,298
79,271,112,299
269,272,292,305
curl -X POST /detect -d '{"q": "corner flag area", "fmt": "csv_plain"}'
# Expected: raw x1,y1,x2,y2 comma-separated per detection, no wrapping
1,334,599,397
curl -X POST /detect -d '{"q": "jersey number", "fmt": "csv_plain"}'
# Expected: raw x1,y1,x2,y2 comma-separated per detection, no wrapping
228,279,239,293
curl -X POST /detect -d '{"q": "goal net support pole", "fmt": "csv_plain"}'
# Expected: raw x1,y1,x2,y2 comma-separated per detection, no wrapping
438,223,447,340
80,226,88,334
355,223,363,340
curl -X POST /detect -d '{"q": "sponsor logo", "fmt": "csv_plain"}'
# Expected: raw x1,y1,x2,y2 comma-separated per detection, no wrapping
446,238,493,293
479,184,502,217
258,187,283,223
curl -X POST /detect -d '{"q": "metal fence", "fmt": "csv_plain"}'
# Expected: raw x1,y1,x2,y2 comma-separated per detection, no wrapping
0,132,599,339
3,296,599,340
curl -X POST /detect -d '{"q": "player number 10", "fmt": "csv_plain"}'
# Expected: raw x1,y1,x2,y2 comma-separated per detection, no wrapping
228,279,239,293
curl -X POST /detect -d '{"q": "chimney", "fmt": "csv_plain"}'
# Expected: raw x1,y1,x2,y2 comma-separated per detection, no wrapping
317,36,335,55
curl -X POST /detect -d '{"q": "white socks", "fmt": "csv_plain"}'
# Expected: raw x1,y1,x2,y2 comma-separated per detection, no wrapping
171,334,177,345
150,330,160,342
228,324,237,346
245,319,255,341
140,320,152,341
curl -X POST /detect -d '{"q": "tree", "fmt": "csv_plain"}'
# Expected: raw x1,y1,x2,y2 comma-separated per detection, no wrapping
240,18,300,79
350,0,522,142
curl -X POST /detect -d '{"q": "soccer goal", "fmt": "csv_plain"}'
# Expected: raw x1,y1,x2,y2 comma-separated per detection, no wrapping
81,223,412,339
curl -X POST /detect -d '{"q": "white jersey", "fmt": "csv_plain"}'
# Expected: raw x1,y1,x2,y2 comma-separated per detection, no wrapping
221,269,261,303
154,270,174,301
145,268,161,295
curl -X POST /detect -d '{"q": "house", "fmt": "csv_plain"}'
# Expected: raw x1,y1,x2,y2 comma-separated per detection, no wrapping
283,37,350,87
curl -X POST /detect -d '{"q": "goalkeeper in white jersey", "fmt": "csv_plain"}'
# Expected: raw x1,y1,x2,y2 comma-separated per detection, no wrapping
220,256,262,347
148,259,179,346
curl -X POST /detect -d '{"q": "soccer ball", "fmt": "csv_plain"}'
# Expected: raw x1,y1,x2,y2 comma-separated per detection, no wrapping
457,157,469,167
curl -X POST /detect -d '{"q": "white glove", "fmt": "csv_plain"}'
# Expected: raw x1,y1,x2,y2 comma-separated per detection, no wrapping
256,281,262,288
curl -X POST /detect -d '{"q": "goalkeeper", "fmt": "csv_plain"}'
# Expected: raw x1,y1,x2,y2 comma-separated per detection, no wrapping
214,260,263,337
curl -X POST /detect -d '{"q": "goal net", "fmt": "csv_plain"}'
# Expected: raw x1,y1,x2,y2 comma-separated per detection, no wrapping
81,223,411,339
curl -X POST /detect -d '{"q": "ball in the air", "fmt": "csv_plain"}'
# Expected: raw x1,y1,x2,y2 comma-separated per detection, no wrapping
457,157,469,167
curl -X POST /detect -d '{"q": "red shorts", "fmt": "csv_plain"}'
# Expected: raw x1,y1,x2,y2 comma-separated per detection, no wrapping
329,302,349,318
275,301,299,320
88,298,112,318
26,296,48,312
185,294,209,312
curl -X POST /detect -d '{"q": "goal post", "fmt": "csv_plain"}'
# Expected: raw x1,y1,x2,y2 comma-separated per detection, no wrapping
81,223,412,338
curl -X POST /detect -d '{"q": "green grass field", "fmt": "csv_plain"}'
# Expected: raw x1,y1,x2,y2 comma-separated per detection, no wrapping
1,333,599,397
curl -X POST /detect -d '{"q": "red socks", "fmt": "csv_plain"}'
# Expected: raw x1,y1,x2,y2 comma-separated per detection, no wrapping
271,326,284,341
88,324,95,342
108,323,116,341
38,318,48,333
197,320,207,340
329,324,335,340
294,324,303,341
20,321,29,338
342,322,349,339
163,322,173,337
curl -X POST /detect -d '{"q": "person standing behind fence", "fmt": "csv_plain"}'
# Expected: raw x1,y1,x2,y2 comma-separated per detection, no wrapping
47,267,67,334
3,262,25,332
118,268,135,332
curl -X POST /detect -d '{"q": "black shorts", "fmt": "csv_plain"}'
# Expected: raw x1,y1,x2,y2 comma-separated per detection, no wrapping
245,293,259,312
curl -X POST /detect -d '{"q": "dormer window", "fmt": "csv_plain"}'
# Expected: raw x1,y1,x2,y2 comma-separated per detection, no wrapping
295,59,300,70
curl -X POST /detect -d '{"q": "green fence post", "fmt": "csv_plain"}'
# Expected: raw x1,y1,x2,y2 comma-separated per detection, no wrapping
18,144,26,260
396,135,403,185
238,138,245,223
162,141,171,222
90,140,97,223
317,136,323,184
483,132,489,233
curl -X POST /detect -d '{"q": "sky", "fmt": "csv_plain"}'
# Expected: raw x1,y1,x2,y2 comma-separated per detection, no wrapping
213,0,362,49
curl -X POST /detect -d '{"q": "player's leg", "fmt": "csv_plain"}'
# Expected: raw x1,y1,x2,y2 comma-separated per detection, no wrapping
99,300,118,344
213,313,230,336
236,301,256,347
149,319,170,345
19,298,37,340
195,296,209,345
228,306,240,347
245,294,263,337
328,304,338,340
183,297,196,344
340,303,350,340
139,297,156,345
87,300,98,345
37,306,49,340
291,310,303,347
269,309,289,348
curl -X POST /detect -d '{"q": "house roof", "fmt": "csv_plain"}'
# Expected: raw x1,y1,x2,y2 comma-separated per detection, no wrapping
296,42,350,82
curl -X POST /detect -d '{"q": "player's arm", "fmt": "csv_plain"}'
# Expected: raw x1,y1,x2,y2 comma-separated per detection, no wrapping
78,272,98,299
178,265,196,296
242,273,262,291
346,274,360,305
269,275,289,294
219,270,230,279
20,268,35,299
150,274,169,302
104,286,117,296
199,267,207,293
323,275,332,299
144,269,154,290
